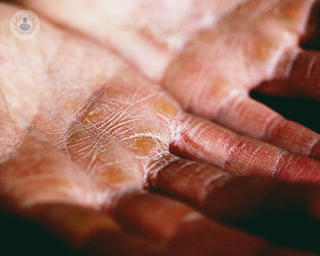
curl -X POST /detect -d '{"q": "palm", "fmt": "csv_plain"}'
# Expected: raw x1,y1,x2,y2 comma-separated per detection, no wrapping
0,4,271,255
1,1,320,255
16,0,320,179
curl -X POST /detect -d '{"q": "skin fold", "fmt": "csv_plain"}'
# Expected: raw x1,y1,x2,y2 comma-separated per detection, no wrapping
1,1,320,255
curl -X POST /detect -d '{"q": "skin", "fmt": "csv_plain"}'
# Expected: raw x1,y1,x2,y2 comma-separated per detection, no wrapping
12,0,320,154
14,0,320,176
1,1,320,255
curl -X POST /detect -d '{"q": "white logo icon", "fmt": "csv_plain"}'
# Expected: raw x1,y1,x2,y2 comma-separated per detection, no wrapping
10,10,40,40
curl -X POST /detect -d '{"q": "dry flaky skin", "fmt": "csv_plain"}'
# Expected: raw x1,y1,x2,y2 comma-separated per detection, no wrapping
1,1,320,255
17,0,320,160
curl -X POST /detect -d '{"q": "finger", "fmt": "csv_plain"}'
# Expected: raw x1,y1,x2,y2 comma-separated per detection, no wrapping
162,35,320,162
149,159,320,221
110,190,314,256
160,0,320,160
110,190,199,240
171,113,320,182
148,160,286,219
11,203,163,256
162,48,320,163
161,0,315,108
257,51,320,102
211,93,320,161
3,192,314,256
148,159,320,252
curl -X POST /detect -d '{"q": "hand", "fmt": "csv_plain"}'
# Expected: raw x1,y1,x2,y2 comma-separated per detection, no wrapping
15,0,320,181
1,2,320,256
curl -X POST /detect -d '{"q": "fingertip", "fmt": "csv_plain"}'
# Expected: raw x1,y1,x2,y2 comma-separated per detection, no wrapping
310,139,320,160
273,154,320,183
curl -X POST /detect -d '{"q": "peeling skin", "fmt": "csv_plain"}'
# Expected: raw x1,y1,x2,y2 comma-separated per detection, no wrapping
0,4,183,210
17,0,320,162
0,0,318,207
2,2,320,255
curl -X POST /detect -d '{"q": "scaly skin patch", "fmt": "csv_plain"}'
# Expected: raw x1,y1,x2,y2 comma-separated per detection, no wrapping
2,2,320,254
